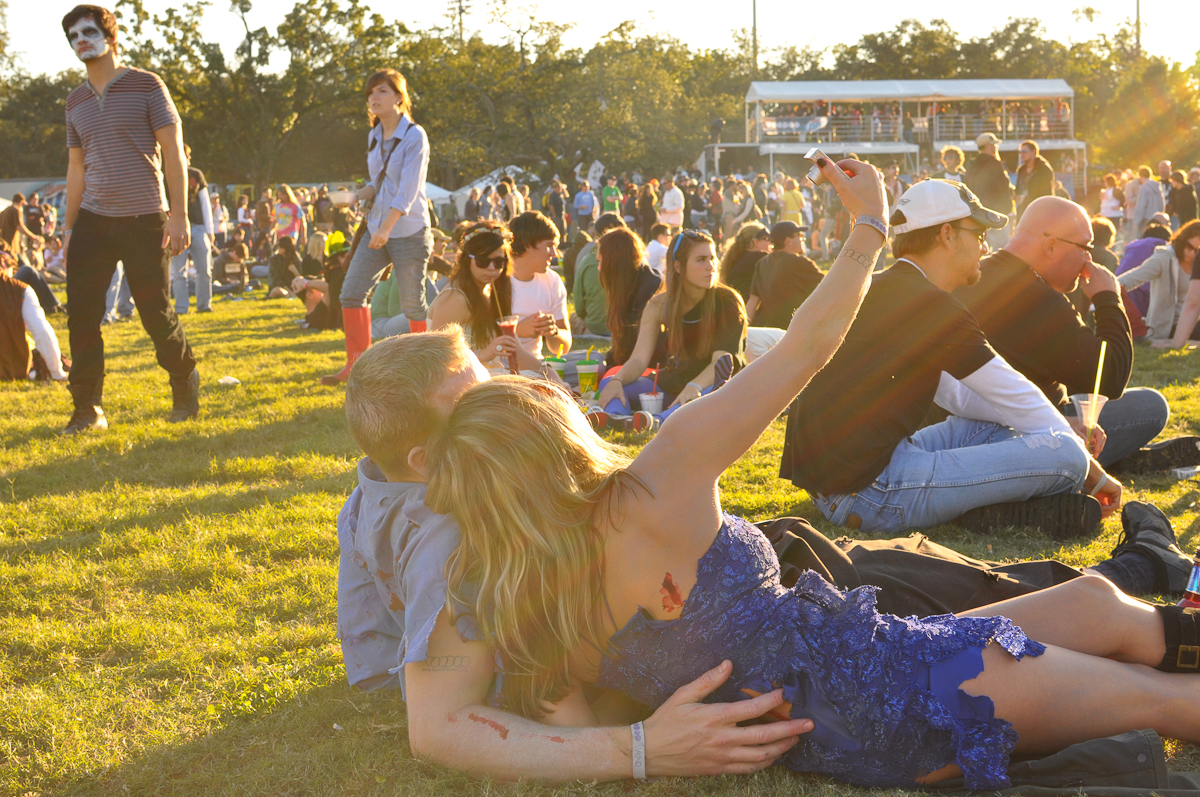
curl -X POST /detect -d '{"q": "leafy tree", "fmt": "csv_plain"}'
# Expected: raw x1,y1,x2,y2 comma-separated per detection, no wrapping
0,6,1197,184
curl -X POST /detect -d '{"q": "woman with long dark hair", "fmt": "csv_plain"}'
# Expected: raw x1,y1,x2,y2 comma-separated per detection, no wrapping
426,221,541,373
637,183,658,242
595,228,746,417
324,68,433,385
597,227,661,371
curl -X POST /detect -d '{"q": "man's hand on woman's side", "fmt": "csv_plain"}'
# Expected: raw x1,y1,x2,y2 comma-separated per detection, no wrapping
641,660,813,777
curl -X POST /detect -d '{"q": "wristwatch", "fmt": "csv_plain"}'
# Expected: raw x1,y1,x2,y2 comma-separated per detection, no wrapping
853,215,888,240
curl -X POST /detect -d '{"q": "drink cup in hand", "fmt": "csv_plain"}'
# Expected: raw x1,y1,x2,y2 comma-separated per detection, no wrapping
498,314,520,374
1069,393,1108,437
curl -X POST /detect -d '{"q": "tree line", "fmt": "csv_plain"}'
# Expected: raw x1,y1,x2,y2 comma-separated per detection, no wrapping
0,0,1196,188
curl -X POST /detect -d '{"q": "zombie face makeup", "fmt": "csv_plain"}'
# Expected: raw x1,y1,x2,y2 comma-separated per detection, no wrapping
67,18,109,62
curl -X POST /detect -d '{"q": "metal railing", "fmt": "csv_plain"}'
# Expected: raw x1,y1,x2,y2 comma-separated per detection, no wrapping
756,113,1073,143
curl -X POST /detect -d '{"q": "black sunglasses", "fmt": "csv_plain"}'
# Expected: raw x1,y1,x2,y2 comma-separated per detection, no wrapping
950,224,988,245
472,254,508,271
1043,233,1094,254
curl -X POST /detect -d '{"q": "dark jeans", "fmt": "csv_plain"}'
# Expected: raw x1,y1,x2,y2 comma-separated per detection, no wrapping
14,265,62,313
67,209,195,387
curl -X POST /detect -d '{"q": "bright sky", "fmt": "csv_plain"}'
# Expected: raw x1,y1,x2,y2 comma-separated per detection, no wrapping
15,0,1196,77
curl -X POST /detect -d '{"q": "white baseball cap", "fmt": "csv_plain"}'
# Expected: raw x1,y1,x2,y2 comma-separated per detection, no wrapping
889,179,1008,235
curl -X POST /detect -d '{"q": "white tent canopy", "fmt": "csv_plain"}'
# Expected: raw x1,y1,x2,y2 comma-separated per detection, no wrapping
746,79,1074,104
449,165,538,218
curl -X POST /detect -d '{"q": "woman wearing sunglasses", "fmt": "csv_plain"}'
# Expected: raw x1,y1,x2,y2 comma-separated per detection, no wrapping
596,227,747,418
427,222,543,373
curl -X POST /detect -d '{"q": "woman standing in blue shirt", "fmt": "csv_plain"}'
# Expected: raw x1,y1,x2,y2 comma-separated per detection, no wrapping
324,68,433,385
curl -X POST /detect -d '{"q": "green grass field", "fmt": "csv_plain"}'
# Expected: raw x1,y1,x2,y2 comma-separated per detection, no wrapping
4,293,1200,796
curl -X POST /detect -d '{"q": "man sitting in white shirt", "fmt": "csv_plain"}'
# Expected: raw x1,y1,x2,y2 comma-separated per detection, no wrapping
508,211,571,358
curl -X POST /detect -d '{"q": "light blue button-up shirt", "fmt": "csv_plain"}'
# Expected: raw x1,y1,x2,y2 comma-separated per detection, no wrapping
366,116,431,240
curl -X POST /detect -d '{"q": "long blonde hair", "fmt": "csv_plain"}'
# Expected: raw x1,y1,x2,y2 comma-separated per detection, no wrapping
425,377,639,718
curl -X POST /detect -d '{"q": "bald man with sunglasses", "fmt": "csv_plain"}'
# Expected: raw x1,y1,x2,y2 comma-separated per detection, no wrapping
956,196,1194,474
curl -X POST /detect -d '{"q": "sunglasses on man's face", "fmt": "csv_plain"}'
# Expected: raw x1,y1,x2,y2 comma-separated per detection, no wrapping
1043,233,1094,254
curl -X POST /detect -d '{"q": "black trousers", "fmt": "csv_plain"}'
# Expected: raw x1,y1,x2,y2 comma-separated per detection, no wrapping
757,517,1083,617
67,209,195,387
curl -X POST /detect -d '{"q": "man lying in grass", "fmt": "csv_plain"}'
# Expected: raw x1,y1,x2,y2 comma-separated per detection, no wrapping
335,327,1192,782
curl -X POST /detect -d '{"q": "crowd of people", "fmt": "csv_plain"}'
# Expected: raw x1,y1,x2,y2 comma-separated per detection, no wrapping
8,5,1200,793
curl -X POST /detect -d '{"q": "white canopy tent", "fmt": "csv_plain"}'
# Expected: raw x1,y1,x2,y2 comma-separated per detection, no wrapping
449,165,539,219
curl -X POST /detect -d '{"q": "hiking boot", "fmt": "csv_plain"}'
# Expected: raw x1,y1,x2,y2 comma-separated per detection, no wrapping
955,493,1102,540
167,369,200,423
1111,437,1200,474
1110,501,1192,595
61,378,107,436
61,404,107,435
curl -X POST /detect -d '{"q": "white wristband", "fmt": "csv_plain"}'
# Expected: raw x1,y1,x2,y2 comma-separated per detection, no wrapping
686,381,702,393
630,721,647,780
1089,473,1110,497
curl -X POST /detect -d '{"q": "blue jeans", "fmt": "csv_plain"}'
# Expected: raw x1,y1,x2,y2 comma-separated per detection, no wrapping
1061,387,1169,468
104,262,135,320
339,228,432,321
169,224,212,312
812,417,1089,534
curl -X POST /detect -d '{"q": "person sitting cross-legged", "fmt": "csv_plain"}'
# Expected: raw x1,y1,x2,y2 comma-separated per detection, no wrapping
781,179,1122,538
955,196,1198,474
596,229,747,422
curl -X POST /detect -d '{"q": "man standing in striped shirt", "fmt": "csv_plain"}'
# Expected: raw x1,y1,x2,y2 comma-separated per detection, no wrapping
60,4,200,435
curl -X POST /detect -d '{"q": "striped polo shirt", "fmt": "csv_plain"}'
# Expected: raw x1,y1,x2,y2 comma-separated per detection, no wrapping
66,67,181,217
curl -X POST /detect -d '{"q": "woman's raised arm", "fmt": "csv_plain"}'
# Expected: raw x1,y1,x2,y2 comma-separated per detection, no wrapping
633,159,886,492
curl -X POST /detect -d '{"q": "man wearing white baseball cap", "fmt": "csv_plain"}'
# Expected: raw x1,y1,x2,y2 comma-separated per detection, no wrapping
782,179,1123,538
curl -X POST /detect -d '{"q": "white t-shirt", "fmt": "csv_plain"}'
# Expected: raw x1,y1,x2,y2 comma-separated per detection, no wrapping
510,269,569,356
659,186,685,226
646,239,668,277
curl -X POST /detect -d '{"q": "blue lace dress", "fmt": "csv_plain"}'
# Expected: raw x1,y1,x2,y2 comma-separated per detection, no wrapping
597,515,1045,789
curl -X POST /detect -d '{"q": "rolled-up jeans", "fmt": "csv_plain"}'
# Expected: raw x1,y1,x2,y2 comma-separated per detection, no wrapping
812,416,1090,534
169,224,212,313
339,228,432,321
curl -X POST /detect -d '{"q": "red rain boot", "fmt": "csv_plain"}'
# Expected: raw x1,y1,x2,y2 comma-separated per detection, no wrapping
320,306,372,385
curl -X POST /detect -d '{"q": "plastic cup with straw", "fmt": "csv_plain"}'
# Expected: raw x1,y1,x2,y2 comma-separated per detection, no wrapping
640,363,664,415
1070,340,1107,454
577,345,601,398
491,286,519,375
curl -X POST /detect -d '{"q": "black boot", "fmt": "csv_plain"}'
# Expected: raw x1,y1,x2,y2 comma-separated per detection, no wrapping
167,369,200,423
62,377,107,435
1110,501,1192,595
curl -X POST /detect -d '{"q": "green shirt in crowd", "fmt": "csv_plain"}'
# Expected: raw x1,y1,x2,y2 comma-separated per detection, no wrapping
572,249,609,336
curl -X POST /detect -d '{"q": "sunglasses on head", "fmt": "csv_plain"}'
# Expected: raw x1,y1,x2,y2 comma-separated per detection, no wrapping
671,229,712,260
472,254,508,271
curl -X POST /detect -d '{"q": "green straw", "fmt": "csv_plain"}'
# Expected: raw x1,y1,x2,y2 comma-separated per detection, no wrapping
1088,340,1106,431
